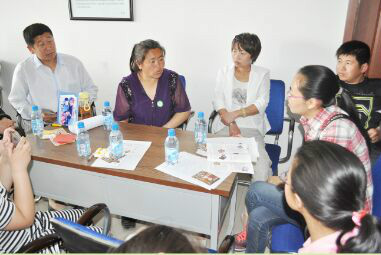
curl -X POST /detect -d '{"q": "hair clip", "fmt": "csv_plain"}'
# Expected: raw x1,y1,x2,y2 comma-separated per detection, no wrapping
352,209,367,226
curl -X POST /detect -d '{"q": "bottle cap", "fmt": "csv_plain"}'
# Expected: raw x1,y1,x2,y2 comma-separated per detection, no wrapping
104,101,110,107
112,122,119,131
198,112,204,119
77,121,85,129
168,128,175,136
32,105,39,111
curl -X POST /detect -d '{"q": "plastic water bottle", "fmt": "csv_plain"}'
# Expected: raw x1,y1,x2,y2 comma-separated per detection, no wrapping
109,122,124,159
31,105,43,137
194,111,207,149
102,101,113,131
165,128,179,165
76,121,91,159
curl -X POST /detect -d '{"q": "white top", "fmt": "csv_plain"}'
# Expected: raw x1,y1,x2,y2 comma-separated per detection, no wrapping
9,53,98,119
212,63,270,136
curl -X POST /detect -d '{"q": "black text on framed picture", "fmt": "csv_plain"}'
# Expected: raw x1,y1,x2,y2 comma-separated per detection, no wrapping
68,0,133,21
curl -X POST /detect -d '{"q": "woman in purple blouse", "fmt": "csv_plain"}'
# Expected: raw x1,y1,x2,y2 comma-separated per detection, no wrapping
113,39,191,128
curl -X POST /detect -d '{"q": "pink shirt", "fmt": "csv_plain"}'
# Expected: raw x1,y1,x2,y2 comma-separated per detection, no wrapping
298,228,359,253
298,231,340,253
300,105,372,211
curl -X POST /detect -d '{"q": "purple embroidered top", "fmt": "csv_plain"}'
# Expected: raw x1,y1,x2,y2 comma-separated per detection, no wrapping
113,69,191,127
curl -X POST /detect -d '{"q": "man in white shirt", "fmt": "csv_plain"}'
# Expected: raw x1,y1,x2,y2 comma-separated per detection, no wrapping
9,23,98,125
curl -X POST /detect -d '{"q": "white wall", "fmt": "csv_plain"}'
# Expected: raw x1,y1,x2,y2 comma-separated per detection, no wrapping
0,0,349,172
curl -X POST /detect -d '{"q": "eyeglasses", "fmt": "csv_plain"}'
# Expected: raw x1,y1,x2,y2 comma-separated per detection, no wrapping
287,90,304,99
232,49,249,56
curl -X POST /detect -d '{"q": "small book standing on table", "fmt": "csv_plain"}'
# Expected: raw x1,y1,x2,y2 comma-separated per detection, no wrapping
56,92,78,126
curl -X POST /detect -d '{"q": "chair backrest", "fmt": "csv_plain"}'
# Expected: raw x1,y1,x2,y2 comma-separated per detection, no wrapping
179,75,186,89
372,155,381,217
51,217,123,253
265,80,285,135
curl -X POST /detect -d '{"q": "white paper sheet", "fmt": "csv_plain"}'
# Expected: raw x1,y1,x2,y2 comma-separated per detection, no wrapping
68,115,104,134
155,152,231,190
92,140,151,170
206,137,259,163
208,161,254,174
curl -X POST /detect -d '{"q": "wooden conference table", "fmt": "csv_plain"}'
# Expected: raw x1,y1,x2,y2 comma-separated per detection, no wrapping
27,123,238,249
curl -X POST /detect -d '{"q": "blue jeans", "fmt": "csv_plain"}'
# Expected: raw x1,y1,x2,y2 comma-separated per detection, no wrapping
245,181,303,253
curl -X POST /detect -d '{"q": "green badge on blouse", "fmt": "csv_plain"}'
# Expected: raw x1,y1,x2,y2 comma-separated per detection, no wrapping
157,100,164,108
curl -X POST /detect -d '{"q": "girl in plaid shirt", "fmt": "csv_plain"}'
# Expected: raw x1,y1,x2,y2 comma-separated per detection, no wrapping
241,65,372,253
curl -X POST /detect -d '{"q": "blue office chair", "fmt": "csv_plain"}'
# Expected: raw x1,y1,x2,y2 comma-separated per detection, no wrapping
271,152,381,253
208,79,295,175
270,223,305,253
264,80,295,175
45,220,233,253
18,203,112,253
372,154,381,217
177,75,195,130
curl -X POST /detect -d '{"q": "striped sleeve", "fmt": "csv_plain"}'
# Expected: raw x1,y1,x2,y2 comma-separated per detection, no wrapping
0,185,15,229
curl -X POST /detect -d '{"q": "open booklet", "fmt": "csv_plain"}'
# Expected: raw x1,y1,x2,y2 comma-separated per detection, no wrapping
206,137,259,163
193,137,259,174
156,152,232,190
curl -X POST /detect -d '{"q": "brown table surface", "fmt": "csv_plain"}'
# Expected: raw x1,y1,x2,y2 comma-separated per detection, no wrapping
28,123,236,197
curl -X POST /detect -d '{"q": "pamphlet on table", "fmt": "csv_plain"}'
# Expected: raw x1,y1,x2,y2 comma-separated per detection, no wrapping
155,152,231,190
92,140,151,170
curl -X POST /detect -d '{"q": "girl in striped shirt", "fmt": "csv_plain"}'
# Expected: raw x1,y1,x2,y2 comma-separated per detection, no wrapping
0,128,100,253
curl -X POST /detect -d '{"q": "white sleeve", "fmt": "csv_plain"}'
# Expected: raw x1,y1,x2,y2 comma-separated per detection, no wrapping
8,64,32,119
78,60,98,102
251,70,270,114
212,68,226,111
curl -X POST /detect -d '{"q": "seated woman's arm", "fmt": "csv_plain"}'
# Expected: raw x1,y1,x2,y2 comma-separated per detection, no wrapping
220,71,270,124
113,82,131,122
163,75,191,129
4,138,35,230
220,104,260,125
0,129,16,191
163,111,191,128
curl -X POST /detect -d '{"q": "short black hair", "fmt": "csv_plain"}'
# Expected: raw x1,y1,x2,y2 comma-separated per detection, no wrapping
336,40,370,65
231,33,261,63
23,23,53,46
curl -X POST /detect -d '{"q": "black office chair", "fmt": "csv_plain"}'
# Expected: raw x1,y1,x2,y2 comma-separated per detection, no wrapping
18,203,111,253
208,79,295,176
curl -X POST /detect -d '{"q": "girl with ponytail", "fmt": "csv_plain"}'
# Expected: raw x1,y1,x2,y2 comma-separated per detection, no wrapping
285,140,380,253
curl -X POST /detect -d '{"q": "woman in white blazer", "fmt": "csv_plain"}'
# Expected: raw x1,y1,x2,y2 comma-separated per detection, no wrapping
212,33,272,182
212,32,273,252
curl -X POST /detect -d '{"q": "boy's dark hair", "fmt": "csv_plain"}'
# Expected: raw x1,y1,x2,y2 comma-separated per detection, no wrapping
23,23,53,46
110,225,199,253
336,40,370,65
231,33,261,63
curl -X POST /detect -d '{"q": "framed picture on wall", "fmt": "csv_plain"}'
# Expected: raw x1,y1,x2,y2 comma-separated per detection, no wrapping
68,0,133,21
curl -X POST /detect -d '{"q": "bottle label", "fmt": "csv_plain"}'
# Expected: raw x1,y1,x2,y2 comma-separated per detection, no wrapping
195,124,207,145
104,114,113,130
78,142,91,157
111,141,123,159
31,119,43,135
165,148,178,165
